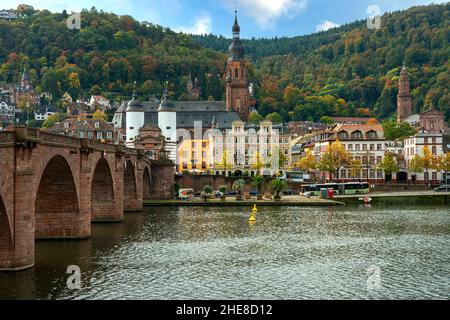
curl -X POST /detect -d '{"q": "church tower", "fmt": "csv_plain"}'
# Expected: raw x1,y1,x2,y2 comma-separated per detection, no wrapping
397,66,412,123
226,9,250,122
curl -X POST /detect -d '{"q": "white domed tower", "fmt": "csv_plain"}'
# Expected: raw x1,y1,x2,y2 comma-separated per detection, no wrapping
158,83,177,161
125,86,145,148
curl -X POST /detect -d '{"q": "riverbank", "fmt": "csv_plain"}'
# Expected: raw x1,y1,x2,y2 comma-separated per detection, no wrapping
144,196,344,207
335,190,450,205
144,191,450,207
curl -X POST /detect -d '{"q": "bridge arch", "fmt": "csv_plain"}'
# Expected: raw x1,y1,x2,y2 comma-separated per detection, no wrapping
143,166,151,200
91,158,115,222
124,160,138,211
35,155,81,239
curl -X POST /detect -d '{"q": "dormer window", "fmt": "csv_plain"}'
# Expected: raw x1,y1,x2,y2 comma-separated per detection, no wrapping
366,131,377,139
338,131,349,140
64,122,70,129
95,122,100,128
351,130,363,139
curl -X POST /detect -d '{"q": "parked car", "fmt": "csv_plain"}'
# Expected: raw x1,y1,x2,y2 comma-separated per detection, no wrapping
283,189,296,196
435,185,450,192
227,191,238,196
213,190,223,198
249,190,259,196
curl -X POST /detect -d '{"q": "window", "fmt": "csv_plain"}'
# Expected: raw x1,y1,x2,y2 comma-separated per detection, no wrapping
432,147,437,155
107,132,112,139
88,132,93,139
432,172,437,181
95,122,100,129
97,132,102,140
376,156,382,164
202,142,207,148
366,131,377,139
363,144,367,151
64,122,70,129
377,144,382,151
202,151,206,159
192,142,196,148
183,162,188,169
377,171,383,179
338,131,348,139
355,144,360,151
351,131,363,139
370,144,374,151
341,169,346,179
348,144,353,151
202,162,207,169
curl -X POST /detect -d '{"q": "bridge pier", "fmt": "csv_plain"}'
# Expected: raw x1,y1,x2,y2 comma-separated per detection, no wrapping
0,166,35,271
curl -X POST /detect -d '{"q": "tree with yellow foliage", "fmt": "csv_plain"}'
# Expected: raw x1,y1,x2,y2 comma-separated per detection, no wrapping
92,109,107,121
422,145,437,183
349,158,363,179
318,140,350,181
295,149,317,181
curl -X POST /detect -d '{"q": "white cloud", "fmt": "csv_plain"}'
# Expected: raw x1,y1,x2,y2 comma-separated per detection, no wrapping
174,13,212,35
223,0,308,29
316,20,340,32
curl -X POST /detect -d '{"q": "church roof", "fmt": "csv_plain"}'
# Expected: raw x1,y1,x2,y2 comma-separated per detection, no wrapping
419,107,444,115
116,100,240,129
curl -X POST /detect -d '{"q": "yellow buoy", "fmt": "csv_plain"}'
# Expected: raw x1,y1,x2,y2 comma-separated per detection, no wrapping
249,204,257,222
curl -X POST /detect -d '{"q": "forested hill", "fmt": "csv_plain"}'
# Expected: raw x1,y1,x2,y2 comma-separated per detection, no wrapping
194,3,450,123
0,7,227,103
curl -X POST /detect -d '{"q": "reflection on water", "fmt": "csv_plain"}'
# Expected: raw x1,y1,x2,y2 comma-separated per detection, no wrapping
0,205,449,300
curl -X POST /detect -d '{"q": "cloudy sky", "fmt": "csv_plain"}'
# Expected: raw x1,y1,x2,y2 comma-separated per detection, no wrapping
1,0,447,37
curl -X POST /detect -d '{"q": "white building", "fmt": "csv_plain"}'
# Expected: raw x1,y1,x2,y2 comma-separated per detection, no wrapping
34,105,56,121
157,93,177,163
0,101,15,123
312,123,387,182
89,95,110,110
125,95,145,149
210,120,291,177
404,130,444,184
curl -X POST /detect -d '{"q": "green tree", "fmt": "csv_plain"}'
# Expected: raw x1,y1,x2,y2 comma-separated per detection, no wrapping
251,175,264,200
383,120,416,140
270,179,287,200
249,112,264,125
232,179,246,201
377,153,399,178
265,112,283,124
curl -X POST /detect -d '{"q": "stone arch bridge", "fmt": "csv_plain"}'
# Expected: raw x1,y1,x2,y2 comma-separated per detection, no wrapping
0,127,174,271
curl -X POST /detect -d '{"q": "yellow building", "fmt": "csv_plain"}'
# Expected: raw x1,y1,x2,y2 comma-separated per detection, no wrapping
178,139,210,173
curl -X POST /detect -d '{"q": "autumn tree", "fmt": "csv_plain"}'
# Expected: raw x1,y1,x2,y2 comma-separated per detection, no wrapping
377,153,399,179
295,149,317,181
408,155,424,183
349,158,362,179
422,145,437,183
318,140,350,181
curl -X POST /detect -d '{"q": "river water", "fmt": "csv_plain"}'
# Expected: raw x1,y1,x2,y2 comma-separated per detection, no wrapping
0,204,449,300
